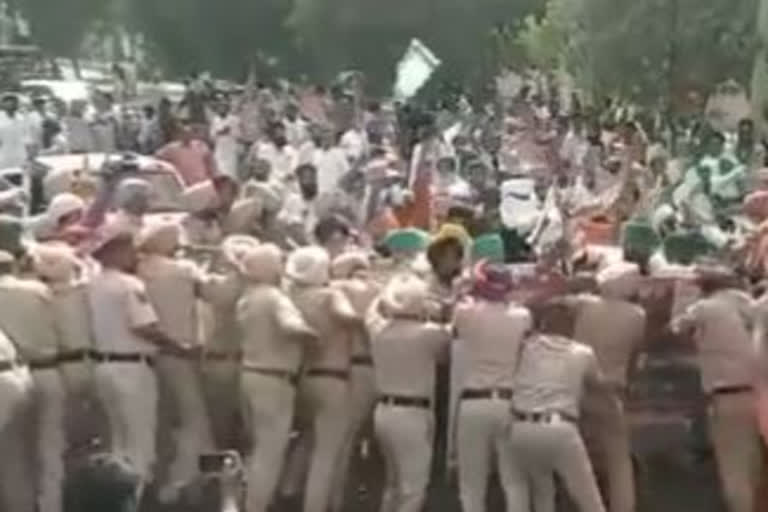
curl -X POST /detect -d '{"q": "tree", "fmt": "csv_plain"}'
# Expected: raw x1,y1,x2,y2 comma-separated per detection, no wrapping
18,0,110,67
520,0,757,110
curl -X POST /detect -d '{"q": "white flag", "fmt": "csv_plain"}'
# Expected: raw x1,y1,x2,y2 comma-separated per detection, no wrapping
393,39,441,101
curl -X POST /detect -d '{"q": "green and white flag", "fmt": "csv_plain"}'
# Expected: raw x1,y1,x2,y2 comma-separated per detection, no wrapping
393,38,441,102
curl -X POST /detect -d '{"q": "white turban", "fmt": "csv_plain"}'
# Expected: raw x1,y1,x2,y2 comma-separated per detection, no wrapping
286,246,330,287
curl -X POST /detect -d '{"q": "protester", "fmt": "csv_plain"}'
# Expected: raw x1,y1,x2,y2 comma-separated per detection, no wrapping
156,120,218,185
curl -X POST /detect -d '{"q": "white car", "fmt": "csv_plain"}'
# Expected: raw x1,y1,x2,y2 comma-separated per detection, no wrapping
0,153,186,216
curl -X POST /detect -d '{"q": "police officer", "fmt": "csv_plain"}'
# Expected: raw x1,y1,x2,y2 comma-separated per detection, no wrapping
0,241,66,512
671,267,762,512
453,261,532,512
0,251,34,512
29,243,97,453
329,250,381,512
135,221,215,499
200,234,257,450
285,246,362,512
87,223,195,487
562,263,646,512
368,274,451,512
508,301,608,512
237,243,318,512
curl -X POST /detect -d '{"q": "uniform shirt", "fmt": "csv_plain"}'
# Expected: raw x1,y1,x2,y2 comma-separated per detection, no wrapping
512,334,602,419
332,277,380,357
453,298,532,390
368,302,450,398
570,294,646,387
671,289,757,391
48,282,94,352
137,255,203,345
237,284,312,372
0,275,59,360
87,268,158,355
291,286,356,370
199,271,243,353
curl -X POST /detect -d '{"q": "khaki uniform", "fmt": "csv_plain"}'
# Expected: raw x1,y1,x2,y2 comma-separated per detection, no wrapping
671,289,763,512
238,280,315,512
290,285,359,512
137,254,214,492
88,268,160,480
452,298,532,512
46,279,100,456
329,275,381,512
0,275,66,512
199,271,245,449
368,301,451,512
571,293,645,512
508,334,607,512
0,328,33,512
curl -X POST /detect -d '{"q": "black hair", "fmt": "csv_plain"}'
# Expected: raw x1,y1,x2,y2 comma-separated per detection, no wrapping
314,215,350,245
63,453,141,512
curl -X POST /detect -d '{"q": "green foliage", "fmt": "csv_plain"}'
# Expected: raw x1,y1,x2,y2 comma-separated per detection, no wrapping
520,0,758,108
18,0,111,57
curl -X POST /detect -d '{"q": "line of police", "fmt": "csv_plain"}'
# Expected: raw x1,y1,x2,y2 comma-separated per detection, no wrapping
0,204,763,512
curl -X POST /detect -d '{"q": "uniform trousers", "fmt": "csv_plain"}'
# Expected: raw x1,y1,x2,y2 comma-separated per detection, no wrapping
31,368,67,512
374,404,434,512
508,420,606,512
156,356,213,491
300,376,350,512
0,366,34,512
580,392,635,512
331,364,377,512
708,392,763,512
242,372,296,512
457,398,516,512
202,360,242,450
94,362,158,480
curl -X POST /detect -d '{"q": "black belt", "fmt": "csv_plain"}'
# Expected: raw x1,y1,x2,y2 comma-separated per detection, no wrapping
91,352,154,367
305,368,349,381
28,356,59,371
201,351,242,363
351,355,373,367
379,395,431,409
461,388,513,401
711,385,753,396
243,364,298,385
0,359,19,372
512,410,577,424
58,349,92,364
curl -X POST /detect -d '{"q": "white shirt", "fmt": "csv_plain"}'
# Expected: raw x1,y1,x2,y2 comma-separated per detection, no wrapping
559,130,588,169
252,141,298,182
0,111,29,168
284,118,309,149
211,113,241,178
340,129,366,163
313,146,350,197
88,268,159,355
